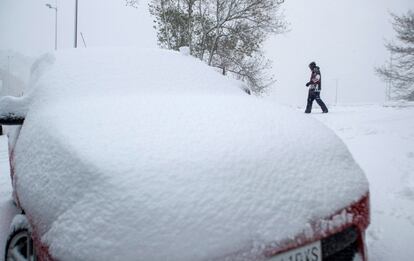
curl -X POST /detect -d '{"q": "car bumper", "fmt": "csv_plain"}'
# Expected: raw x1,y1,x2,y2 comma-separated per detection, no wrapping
264,193,370,261
30,194,370,261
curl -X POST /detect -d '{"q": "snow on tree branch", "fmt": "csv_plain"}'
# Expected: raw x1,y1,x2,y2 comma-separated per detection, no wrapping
376,10,414,101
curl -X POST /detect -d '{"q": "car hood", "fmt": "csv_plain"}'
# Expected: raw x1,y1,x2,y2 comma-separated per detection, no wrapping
12,48,368,261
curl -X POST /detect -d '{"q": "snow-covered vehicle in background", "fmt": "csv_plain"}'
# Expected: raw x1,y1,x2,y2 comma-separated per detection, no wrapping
0,48,370,261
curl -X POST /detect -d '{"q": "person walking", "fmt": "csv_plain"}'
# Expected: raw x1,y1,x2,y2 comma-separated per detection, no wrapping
305,62,328,113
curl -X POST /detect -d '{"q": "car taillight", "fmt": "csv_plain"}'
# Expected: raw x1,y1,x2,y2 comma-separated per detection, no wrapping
348,193,370,231
264,193,370,260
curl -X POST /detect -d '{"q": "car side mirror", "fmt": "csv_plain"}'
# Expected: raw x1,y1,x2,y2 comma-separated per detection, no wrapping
0,96,27,125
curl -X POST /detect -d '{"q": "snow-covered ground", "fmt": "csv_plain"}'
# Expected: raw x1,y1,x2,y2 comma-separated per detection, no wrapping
0,134,19,260
0,104,413,260
311,104,414,261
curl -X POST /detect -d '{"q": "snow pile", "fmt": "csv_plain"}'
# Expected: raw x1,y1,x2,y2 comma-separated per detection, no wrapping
12,48,368,260
0,136,19,259
179,46,191,56
9,214,30,233
0,95,30,119
383,100,414,108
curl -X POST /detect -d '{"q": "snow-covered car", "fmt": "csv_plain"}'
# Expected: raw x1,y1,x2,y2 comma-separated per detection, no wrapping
1,48,369,261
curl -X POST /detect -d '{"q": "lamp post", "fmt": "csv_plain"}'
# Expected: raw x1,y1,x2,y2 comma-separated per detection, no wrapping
45,3,58,50
335,78,339,105
74,0,78,48
6,55,12,92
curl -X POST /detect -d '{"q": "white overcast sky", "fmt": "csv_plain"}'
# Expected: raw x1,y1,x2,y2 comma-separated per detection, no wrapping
0,0,156,53
0,0,413,105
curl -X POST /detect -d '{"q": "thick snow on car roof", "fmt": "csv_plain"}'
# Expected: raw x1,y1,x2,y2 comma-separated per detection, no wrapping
14,48,368,261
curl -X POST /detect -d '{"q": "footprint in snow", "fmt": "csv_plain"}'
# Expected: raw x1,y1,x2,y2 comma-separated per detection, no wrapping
364,129,378,135
398,187,414,201
367,228,382,241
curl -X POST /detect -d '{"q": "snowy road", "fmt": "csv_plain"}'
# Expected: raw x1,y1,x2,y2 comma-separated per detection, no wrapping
0,104,413,260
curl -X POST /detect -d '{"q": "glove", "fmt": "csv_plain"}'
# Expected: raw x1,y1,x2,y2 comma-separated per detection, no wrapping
306,82,310,87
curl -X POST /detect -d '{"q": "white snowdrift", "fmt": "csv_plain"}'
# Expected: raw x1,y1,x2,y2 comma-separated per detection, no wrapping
11,48,368,261
0,95,30,119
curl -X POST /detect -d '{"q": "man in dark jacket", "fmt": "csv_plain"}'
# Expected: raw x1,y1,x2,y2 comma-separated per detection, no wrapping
305,62,328,113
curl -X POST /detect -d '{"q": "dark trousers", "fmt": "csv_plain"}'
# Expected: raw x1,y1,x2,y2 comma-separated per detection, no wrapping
305,90,328,113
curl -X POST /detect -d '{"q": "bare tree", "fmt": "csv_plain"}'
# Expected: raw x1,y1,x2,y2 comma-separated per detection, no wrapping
125,0,139,8
376,10,414,101
149,0,286,94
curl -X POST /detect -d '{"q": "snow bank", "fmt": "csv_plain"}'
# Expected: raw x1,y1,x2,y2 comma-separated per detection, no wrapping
12,48,368,260
383,100,414,108
9,214,30,233
0,95,30,119
0,136,19,259
179,46,191,56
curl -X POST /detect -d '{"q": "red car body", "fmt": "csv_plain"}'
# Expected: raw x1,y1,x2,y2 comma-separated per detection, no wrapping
7,129,370,261
2,48,370,261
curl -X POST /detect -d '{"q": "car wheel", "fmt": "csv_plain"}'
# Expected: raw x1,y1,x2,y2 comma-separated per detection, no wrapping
5,228,37,261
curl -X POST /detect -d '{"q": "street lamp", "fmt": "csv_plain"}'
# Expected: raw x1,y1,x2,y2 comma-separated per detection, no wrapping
74,0,78,48
45,3,58,50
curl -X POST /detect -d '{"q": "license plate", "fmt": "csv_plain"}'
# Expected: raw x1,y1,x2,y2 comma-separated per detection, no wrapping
269,241,322,261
